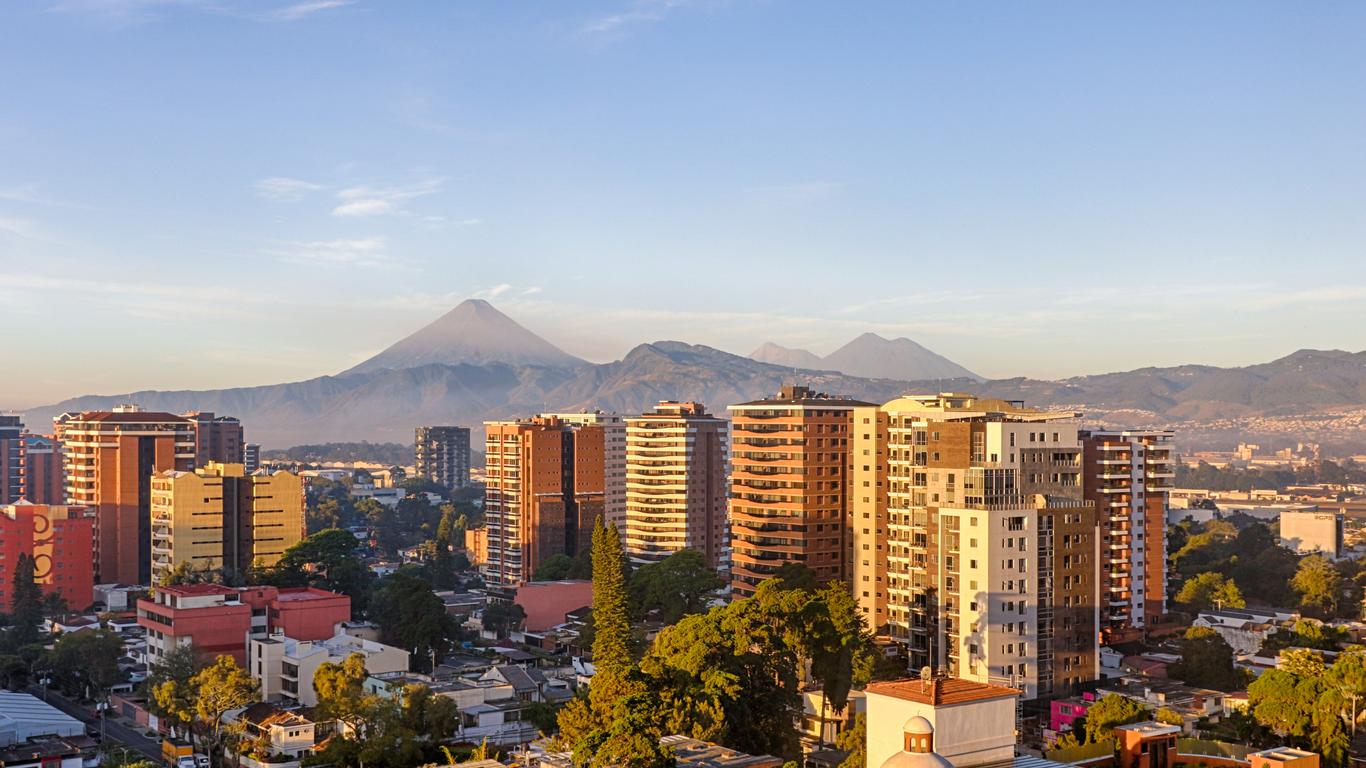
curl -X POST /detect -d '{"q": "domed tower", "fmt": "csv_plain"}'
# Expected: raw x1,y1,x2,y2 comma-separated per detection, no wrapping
879,716,956,768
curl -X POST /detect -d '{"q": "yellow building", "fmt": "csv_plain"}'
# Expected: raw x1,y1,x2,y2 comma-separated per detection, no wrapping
150,462,304,583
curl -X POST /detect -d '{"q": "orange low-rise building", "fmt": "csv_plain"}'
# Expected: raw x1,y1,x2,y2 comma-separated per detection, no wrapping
138,583,350,664
514,580,594,631
0,502,96,611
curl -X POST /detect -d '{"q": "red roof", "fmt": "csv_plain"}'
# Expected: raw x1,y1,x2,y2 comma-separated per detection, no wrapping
865,677,1022,706
72,411,191,424
272,587,347,603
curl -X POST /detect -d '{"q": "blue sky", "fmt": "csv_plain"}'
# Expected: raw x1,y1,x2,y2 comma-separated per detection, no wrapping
2,1,1365,409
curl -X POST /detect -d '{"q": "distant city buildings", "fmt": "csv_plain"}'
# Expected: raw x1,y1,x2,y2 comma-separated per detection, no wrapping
17,434,63,505
1080,430,1174,642
850,393,1097,700
1278,508,1344,559
728,386,870,597
483,416,607,591
624,401,728,568
0,415,22,505
55,406,197,584
415,426,472,490
244,442,262,473
0,502,95,611
149,461,305,584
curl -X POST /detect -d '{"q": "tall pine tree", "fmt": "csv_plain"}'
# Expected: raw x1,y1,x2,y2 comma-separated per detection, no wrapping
558,518,670,767
10,554,44,647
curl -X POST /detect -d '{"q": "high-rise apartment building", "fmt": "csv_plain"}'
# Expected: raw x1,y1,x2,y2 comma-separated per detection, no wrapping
186,412,245,466
55,406,196,584
18,435,64,505
728,386,871,597
541,411,626,529
624,401,728,568
0,502,96,611
149,462,305,584
483,416,606,592
851,393,1098,700
0,416,22,505
1080,430,1173,643
415,426,472,490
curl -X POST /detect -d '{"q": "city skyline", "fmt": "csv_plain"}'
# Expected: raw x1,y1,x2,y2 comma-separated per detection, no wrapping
4,2,1366,408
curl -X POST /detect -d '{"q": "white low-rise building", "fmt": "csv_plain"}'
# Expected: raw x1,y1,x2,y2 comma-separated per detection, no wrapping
250,632,409,706
865,678,1020,768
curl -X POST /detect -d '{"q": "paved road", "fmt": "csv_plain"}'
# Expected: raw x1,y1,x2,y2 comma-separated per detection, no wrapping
24,684,162,762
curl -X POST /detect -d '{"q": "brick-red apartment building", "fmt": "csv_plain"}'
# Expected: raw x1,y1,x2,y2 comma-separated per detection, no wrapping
0,502,96,612
137,584,351,664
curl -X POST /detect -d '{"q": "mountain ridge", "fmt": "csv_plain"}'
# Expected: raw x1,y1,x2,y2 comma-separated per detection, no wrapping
748,332,981,381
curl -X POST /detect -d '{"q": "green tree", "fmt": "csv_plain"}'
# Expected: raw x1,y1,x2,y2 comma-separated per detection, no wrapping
1293,555,1342,615
1175,572,1245,611
557,518,670,768
1280,648,1328,678
1168,627,1244,690
807,582,876,744
628,549,723,623
481,601,526,638
8,554,43,648
313,652,374,733
836,712,866,768
191,656,260,768
368,571,460,672
148,645,203,744
1084,694,1147,744
534,554,577,581
1155,707,1183,727
769,562,820,594
430,506,457,589
47,629,124,699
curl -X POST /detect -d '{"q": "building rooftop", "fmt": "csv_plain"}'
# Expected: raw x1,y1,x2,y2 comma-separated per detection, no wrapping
731,386,876,408
0,692,85,747
865,677,1022,706
879,393,1078,422
60,410,190,424
156,583,240,597
1248,747,1318,762
272,587,348,603
1114,721,1182,737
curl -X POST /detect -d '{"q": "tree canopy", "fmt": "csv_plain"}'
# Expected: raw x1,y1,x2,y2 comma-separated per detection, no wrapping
1168,627,1244,691
1084,694,1148,744
1175,572,1245,611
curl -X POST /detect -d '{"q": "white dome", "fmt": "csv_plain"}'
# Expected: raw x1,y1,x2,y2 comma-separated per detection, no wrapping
904,716,934,735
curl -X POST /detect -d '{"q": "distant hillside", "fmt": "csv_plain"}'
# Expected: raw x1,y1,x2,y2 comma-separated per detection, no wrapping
749,333,981,381
749,342,826,370
25,300,1366,452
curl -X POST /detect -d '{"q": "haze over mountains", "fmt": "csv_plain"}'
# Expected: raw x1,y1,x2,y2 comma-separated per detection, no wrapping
751,334,982,381
24,301,1366,453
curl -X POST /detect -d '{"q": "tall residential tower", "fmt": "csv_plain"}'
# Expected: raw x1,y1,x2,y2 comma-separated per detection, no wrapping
483,416,606,592
728,386,870,597
1080,430,1173,642
415,426,472,491
851,394,1099,700
624,401,728,568
55,406,196,584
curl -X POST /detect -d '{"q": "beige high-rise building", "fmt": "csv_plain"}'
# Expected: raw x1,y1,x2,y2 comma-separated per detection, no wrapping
149,462,305,584
483,416,607,592
541,411,626,530
625,401,728,568
728,386,871,597
851,393,1099,700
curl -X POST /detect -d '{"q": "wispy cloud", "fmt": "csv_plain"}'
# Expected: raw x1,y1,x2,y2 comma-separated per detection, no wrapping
521,286,543,296
478,283,514,299
332,177,444,218
255,176,326,202
272,236,397,268
584,0,694,34
0,217,44,241
270,0,351,21
49,0,354,24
